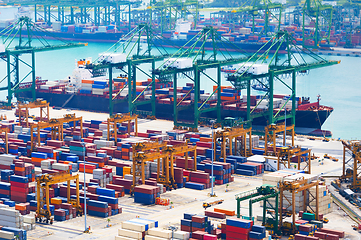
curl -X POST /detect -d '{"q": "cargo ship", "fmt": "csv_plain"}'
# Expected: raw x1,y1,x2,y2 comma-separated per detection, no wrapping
15,59,333,137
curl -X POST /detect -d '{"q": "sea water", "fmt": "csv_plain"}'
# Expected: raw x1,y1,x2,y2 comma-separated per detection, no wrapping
0,6,360,140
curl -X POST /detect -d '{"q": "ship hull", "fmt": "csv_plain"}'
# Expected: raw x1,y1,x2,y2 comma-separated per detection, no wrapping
17,90,332,130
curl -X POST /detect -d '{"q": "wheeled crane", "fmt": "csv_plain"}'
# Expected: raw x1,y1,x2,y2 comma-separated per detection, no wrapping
36,170,82,224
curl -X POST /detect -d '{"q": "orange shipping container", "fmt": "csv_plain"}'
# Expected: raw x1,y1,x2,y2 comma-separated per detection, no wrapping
214,208,235,216
200,137,212,142
15,204,27,211
15,167,25,172
51,198,62,205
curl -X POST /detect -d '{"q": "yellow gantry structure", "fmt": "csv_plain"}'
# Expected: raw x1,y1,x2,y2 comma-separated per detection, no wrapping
17,99,50,127
279,178,319,234
30,114,82,151
341,140,361,191
277,146,312,174
36,170,82,224
213,125,252,162
131,140,197,192
107,113,138,143
264,123,295,156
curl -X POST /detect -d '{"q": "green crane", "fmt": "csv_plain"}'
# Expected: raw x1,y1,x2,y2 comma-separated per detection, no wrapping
0,16,86,107
302,0,333,48
148,0,200,34
85,24,196,116
3,0,141,32
235,185,280,235
228,0,283,35
225,30,340,128
152,26,257,130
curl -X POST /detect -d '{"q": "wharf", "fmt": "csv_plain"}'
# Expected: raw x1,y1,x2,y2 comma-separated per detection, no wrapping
0,107,357,240
317,47,361,57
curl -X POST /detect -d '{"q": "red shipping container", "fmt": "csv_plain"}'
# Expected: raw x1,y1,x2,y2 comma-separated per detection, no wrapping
87,205,108,213
306,236,319,240
226,225,251,235
320,229,344,238
226,231,248,240
295,234,307,240
181,225,191,232
192,231,206,240
192,215,206,223
314,232,327,239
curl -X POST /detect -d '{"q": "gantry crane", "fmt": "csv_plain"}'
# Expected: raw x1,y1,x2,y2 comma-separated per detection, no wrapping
4,0,141,32
30,114,82,151
17,99,50,127
36,170,82,224
131,140,167,193
226,31,340,135
235,185,280,235
302,0,333,48
107,113,138,143
264,123,295,156
0,16,86,107
148,0,200,34
277,146,312,173
153,26,255,130
279,177,320,234
85,24,195,116
161,142,197,189
341,140,361,192
213,125,252,162
230,0,283,36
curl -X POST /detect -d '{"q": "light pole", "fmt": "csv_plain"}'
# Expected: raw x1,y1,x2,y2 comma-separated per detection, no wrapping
210,120,215,197
83,144,87,232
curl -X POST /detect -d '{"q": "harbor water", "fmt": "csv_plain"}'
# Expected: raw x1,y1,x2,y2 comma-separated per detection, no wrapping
0,6,360,140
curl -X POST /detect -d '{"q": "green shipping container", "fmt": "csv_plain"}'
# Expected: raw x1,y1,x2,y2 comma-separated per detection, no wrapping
302,212,315,220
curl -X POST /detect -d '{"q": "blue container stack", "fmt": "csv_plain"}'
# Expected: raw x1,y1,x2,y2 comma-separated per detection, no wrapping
250,225,266,239
1,170,14,182
0,182,11,198
1,227,26,240
87,200,109,218
236,163,257,176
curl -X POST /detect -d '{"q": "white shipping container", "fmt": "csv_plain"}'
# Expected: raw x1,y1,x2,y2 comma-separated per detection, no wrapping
120,221,146,232
23,216,35,224
52,163,69,171
118,228,143,239
0,154,15,162
148,228,172,239
0,230,14,239
173,231,190,240
0,204,9,209
0,208,20,217
0,220,21,228
145,236,168,240
98,53,127,64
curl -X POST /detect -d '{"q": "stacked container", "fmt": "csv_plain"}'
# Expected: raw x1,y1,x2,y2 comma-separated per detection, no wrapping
31,152,48,167
0,182,10,198
309,185,333,215
87,200,109,218
10,175,29,203
134,185,159,205
225,218,253,240
0,154,15,170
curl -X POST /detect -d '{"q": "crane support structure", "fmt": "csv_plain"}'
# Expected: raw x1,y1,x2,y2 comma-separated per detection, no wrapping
279,178,319,234
107,113,138,143
235,185,280,235
341,140,361,192
0,17,86,106
161,142,197,189
30,114,82,151
264,123,295,156
213,125,252,162
17,99,50,127
277,146,312,174
131,141,197,192
35,170,82,224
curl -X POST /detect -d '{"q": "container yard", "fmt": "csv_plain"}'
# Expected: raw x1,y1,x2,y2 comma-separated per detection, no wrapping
0,0,360,239
0,106,355,240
